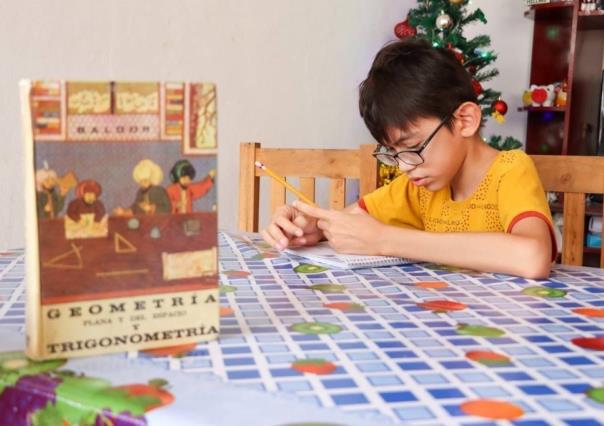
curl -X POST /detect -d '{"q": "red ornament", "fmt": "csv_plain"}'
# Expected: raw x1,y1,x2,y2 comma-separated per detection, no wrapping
394,19,417,39
491,99,508,115
472,79,483,96
466,65,477,75
447,45,465,64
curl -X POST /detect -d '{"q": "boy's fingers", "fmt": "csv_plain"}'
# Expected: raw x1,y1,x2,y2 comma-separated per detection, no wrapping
293,201,331,220
275,215,303,237
316,219,329,231
260,229,279,249
288,236,307,247
266,223,289,248
292,214,308,229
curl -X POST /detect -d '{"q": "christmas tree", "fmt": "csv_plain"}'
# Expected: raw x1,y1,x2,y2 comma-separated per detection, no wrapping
380,0,522,185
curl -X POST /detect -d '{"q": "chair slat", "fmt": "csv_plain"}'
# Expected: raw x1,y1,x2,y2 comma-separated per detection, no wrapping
299,177,316,204
238,142,260,232
257,149,360,177
562,193,585,266
360,144,379,197
329,178,346,210
270,178,287,217
531,155,604,193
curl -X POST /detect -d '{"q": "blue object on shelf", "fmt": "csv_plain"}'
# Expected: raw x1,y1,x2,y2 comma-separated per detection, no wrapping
586,232,602,248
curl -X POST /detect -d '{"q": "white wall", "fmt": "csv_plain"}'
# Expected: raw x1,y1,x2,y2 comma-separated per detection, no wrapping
0,0,532,249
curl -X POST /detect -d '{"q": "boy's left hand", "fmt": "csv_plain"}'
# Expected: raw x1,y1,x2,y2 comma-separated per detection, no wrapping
292,201,385,256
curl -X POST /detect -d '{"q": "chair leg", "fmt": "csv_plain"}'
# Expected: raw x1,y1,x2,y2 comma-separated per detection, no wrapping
239,142,261,232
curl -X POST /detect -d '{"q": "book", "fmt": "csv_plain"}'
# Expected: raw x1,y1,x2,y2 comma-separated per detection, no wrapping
21,80,219,359
284,242,413,269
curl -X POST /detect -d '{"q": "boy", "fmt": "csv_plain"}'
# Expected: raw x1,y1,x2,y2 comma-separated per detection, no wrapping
261,39,555,279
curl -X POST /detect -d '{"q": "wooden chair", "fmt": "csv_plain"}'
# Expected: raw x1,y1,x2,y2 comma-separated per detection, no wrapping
531,155,604,267
239,142,378,232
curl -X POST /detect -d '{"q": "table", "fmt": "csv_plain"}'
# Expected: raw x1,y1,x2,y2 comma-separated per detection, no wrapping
1,231,604,425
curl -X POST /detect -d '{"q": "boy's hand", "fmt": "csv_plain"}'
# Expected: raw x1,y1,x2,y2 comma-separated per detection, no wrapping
292,201,385,256
261,204,324,250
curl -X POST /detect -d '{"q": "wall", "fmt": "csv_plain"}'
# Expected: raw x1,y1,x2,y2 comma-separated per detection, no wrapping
0,0,532,248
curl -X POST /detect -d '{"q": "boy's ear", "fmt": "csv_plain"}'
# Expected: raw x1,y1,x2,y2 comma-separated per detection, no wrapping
454,102,482,138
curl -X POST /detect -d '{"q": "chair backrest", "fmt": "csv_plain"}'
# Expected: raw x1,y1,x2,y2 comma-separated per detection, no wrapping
531,155,604,267
239,142,378,232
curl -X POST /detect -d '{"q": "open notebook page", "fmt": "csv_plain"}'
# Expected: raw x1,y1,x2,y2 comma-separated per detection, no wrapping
284,242,414,269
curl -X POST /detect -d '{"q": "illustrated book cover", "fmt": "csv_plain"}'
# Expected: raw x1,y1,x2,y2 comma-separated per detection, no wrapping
20,80,219,359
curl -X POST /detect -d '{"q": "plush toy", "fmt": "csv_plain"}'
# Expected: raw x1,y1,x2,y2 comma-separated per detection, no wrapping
530,84,556,107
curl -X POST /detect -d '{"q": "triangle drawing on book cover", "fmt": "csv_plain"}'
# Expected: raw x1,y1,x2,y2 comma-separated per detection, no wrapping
42,243,83,269
114,232,137,253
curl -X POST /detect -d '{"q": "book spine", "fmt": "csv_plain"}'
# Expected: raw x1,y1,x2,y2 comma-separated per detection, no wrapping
20,80,44,359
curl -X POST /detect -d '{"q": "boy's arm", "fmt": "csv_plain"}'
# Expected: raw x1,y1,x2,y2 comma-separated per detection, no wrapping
379,216,551,279
294,201,552,279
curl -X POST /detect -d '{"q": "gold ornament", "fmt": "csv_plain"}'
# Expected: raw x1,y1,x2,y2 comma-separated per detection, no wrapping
378,163,402,187
435,13,453,30
449,0,464,4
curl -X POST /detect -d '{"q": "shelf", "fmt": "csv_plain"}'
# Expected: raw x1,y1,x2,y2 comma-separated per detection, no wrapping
525,1,575,20
578,10,604,30
518,106,566,113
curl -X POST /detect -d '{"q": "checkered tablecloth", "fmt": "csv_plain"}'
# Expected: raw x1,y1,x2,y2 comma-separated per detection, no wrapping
2,232,604,425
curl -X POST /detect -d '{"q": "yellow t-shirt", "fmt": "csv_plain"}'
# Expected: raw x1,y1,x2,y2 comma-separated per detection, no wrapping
361,150,556,259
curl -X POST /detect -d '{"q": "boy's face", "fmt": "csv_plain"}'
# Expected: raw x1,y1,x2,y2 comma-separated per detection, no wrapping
384,116,466,192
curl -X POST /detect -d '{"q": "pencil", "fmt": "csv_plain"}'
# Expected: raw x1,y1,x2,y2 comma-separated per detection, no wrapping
254,161,317,206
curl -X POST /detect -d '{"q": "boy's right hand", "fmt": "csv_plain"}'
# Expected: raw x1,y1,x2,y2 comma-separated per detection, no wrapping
261,204,323,250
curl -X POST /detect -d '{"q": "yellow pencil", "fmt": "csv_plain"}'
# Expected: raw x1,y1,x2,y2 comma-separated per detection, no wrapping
254,161,317,206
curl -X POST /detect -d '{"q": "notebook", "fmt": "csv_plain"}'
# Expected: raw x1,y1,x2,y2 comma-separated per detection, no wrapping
284,242,413,269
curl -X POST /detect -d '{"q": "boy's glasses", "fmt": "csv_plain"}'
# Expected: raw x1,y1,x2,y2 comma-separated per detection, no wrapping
372,114,451,167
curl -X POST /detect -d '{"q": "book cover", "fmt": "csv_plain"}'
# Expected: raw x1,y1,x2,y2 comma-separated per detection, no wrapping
20,80,219,359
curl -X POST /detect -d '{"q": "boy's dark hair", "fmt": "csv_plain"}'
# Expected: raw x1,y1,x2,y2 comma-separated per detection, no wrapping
169,159,196,183
359,38,477,145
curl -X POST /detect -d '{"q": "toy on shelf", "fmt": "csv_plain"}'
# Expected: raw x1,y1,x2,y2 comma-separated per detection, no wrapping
580,0,600,12
530,84,556,107
523,82,566,108
555,81,568,107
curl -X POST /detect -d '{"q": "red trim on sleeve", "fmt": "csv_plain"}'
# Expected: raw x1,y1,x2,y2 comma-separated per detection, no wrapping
506,211,558,262
358,197,368,212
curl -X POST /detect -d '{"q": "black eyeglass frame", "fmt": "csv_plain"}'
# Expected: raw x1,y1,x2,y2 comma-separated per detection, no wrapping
372,113,452,167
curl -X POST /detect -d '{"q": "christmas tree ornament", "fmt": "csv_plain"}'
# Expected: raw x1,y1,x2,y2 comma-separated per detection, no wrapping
492,98,508,115
394,19,417,39
472,79,483,96
435,13,453,30
491,98,508,124
449,47,464,64
449,0,465,4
